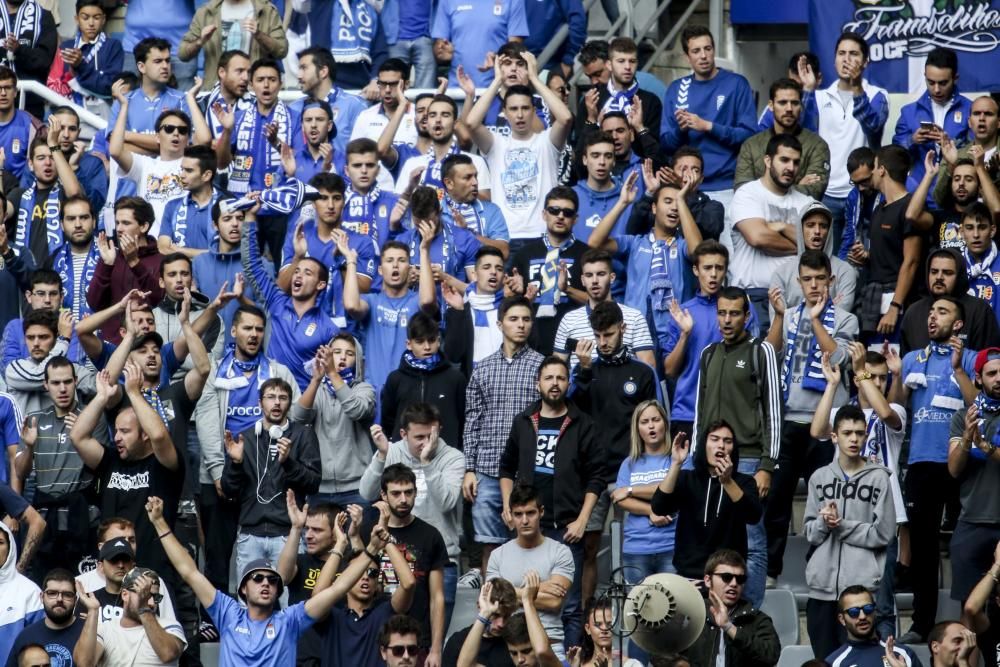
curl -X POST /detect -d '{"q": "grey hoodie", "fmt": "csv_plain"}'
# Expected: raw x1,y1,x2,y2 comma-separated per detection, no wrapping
155,291,226,381
803,460,896,601
358,439,465,562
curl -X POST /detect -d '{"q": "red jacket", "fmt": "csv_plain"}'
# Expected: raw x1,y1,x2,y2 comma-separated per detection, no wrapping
86,236,164,344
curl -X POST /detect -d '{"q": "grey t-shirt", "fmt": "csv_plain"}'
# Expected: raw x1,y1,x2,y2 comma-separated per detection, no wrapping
949,409,1000,524
784,306,859,423
486,537,575,643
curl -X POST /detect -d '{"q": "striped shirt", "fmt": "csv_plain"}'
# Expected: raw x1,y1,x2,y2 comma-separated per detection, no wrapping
553,303,655,370
463,345,544,477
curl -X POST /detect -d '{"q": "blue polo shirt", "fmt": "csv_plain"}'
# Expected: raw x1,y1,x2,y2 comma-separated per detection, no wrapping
321,599,395,667
431,0,530,87
159,191,222,251
901,346,977,464
289,89,368,158
357,291,422,391
293,145,346,189
612,232,691,316
208,591,314,667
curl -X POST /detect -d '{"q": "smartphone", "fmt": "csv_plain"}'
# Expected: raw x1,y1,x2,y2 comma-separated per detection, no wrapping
566,338,580,353
920,121,935,131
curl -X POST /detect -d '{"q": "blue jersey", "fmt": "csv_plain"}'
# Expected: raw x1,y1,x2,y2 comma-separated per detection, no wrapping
395,224,481,281
901,346,977,464
439,198,510,242
292,145,346,189
0,111,35,186
616,454,675,555
289,89,368,159
106,87,191,138
389,142,422,183
357,291,422,391
612,232,691,316
431,0,529,87
342,188,400,249
0,394,21,483
208,592,314,667
159,191,221,251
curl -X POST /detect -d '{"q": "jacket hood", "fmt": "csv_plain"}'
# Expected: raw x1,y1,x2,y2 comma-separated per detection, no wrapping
348,334,365,380
158,289,211,315
0,521,18,583
208,239,241,259
927,247,970,296
576,180,623,209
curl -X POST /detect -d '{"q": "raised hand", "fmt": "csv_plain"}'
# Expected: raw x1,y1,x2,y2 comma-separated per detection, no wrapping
58,310,75,339
883,341,902,377
627,95,645,131
370,424,390,456
821,350,841,386
584,88,600,123
178,287,193,325
292,221,308,259
187,75,203,98
619,170,639,206
280,142,296,177
641,157,660,192
111,79,130,105
521,569,540,604
77,580,100,613
797,55,818,91
457,65,476,99
768,286,786,317
669,299,694,333
708,589,731,628
122,359,143,394
119,232,138,266
224,430,245,464
671,432,690,464
95,369,117,402
97,231,117,265
847,341,867,376
286,488,307,528
951,335,966,370
809,285,829,319
212,101,235,131
20,416,37,448
145,496,165,523
478,580,499,617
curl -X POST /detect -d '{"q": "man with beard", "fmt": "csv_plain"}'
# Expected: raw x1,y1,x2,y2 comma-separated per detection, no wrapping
196,304,297,592
43,196,101,328
917,149,1000,254
291,47,367,158
935,96,1000,203
5,309,83,416
440,154,509,259
47,107,108,214
827,586,919,667
371,465,449,667
351,59,419,145
291,98,340,187
199,50,252,143
5,569,82,667
157,145,223,258
726,134,813,332
735,78,830,200
378,92,436,184
959,202,1000,324
682,550,780,667
222,377,320,576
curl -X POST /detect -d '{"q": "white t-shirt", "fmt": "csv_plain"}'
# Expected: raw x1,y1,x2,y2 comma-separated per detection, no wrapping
727,180,813,289
124,154,184,237
351,104,419,145
393,151,491,196
97,617,187,666
76,568,180,628
484,129,560,240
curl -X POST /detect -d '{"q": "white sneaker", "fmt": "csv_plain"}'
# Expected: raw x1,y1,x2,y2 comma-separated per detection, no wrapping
766,576,778,589
458,567,482,589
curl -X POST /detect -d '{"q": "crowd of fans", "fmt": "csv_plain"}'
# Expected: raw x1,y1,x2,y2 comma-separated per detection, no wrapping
0,0,996,666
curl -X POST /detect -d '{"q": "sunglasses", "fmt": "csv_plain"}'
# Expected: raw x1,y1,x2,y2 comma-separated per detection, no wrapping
386,645,419,657
842,603,876,618
159,124,190,135
545,206,577,219
712,572,747,585
250,573,280,585
364,568,381,579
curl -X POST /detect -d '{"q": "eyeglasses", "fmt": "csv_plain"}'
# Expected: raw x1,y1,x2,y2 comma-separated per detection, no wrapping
43,589,76,600
159,124,190,135
842,603,876,618
545,206,577,219
850,175,872,188
250,573,281,585
386,644,419,657
711,572,747,585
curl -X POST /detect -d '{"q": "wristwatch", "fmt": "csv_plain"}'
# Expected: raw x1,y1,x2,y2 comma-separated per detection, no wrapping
627,486,633,498
856,371,873,382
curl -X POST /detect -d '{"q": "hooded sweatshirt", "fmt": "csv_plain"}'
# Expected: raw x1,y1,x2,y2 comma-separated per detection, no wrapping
86,237,165,344
650,443,762,579
0,523,43,665
803,459,895,601
381,355,467,452
290,341,376,494
154,290,224,381
572,178,633,242
770,218,858,314
192,239,270,347
358,438,465,561
900,248,1000,355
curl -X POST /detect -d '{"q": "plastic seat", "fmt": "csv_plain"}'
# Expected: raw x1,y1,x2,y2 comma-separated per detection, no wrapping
762,588,800,647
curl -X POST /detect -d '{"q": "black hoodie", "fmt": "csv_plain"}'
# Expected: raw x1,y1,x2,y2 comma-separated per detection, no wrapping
651,441,762,579
900,247,1000,355
381,355,467,451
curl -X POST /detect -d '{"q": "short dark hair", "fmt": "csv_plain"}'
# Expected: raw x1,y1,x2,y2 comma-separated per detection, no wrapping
486,578,519,618
23,309,57,336
249,58,281,80
74,0,104,13
544,186,578,209
381,463,417,492
704,549,746,576
183,144,216,176
399,402,441,430
441,153,474,181
410,186,441,221
309,172,346,195
259,377,293,400
847,146,876,173
429,93,458,116
134,37,170,64
589,300,623,331
233,304,266,327
498,41,528,62
865,350,887,367
159,252,192,277
297,46,336,80
717,286,749,312
703,419,735,442
536,355,569,380
508,484,541,510
583,131,615,151
928,621,965,652
769,77,802,102
925,47,958,74
671,145,704,168
787,51,820,76
798,249,831,275
44,356,76,381
933,295,965,322
0,66,14,84
963,201,994,228
218,49,250,70
114,197,155,231
51,105,80,122
378,615,421,647
346,137,377,157
580,248,614,272
42,568,76,590
306,502,338,529
28,135,51,160
502,84,534,109
835,32,869,61
378,58,409,77
838,584,873,609
154,109,191,133
578,41,609,66
609,37,638,56
833,404,866,432
692,239,729,266
475,245,504,266
502,614,530,646
301,96,333,122
382,240,409,257
681,25,714,53
62,194,94,217
765,133,802,158
406,311,439,342
875,145,912,183
29,269,62,291
498,295,532,321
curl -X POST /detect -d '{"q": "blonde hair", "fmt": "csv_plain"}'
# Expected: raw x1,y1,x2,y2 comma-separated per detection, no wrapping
628,400,669,462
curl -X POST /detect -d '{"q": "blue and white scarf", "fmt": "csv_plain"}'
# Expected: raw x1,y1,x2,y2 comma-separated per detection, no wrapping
781,300,837,401
402,350,441,372
466,283,503,327
330,0,376,64
204,85,253,138
965,242,998,279
68,31,107,102
444,193,484,235
229,101,291,194
323,365,355,395
422,141,460,191
342,182,381,240
537,234,574,317
141,387,170,425
15,183,62,256
52,239,99,319
0,0,41,73
849,397,887,461
601,79,639,116
170,189,221,248
222,178,320,216
974,392,1000,453
649,233,675,313
214,346,272,391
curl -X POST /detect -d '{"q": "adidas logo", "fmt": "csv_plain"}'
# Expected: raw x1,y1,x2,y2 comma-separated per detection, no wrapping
736,360,746,369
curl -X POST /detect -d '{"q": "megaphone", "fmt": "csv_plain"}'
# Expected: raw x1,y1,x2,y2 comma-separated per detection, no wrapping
622,573,707,656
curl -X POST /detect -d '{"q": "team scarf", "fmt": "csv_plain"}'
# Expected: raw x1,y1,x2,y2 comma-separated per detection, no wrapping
601,79,640,116
204,85,253,138
52,238,100,319
780,300,837,401
214,345,272,391
850,397,888,461
68,31,107,101
422,140,460,191
221,178,320,216
229,101,291,194
901,342,968,412
0,0,41,73
141,387,170,425
965,242,998,279
596,345,632,366
974,391,1000,451
402,350,441,372
537,234,575,317
323,366,356,395
15,183,62,257
444,193,484,235
648,233,675,313
342,182,382,241
170,189,221,248
466,283,503,327
330,0,376,64
409,222,457,277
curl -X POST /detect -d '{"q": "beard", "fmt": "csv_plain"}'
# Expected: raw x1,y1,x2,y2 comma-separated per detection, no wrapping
541,392,565,409
45,604,73,624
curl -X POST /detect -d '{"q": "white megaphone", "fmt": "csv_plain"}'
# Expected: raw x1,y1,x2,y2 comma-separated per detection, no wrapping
622,573,707,656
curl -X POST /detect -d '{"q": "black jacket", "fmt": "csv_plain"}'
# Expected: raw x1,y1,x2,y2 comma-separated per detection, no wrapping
573,86,663,156
222,420,321,536
684,598,781,667
571,355,657,471
626,188,725,241
651,444,762,579
381,356,467,451
499,400,607,529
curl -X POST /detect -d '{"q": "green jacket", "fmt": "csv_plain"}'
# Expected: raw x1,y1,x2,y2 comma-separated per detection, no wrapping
179,0,289,88
933,136,1000,207
734,126,831,200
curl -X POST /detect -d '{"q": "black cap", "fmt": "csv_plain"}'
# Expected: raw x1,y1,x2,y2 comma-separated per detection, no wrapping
99,537,135,562
131,331,164,352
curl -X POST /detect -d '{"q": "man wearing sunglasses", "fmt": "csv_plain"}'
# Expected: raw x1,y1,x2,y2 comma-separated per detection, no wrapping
827,586,919,667
683,549,779,667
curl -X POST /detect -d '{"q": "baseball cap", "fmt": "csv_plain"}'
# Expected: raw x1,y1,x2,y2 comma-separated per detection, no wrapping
99,537,135,562
122,566,159,591
974,347,1000,376
238,559,284,601
800,200,833,223
131,331,164,352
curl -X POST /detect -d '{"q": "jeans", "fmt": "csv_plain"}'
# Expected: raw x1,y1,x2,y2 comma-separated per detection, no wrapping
746,288,771,337
444,562,457,633
822,194,848,258
387,37,437,89
736,457,766,608
235,532,288,582
543,526,584,649
876,537,898,641
471,474,508,544
622,551,675,666
122,52,197,92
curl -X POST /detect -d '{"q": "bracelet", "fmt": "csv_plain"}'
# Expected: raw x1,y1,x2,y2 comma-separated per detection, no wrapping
331,549,345,560
158,530,172,540
476,614,490,626
48,145,59,152
364,548,381,563
137,607,155,616
890,301,903,311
